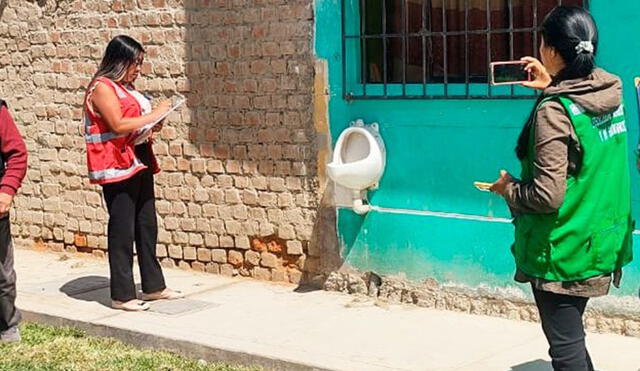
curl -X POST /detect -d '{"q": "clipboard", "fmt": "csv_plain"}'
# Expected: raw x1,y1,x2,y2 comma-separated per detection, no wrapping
131,96,185,145
148,96,185,128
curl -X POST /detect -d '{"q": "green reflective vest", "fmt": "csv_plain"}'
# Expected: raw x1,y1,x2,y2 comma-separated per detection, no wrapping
512,96,633,281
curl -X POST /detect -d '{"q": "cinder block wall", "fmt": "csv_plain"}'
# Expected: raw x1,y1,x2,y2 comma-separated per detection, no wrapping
0,0,336,285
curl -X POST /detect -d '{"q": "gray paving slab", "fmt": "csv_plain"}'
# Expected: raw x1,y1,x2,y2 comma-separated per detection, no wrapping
148,298,219,315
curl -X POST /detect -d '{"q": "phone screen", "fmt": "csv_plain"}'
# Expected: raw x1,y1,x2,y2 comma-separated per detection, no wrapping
492,63,529,84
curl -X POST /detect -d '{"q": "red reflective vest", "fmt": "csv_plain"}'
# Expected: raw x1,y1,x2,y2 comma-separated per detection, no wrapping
83,77,159,185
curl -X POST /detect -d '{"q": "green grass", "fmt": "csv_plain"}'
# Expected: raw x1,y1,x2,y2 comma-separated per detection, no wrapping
0,322,263,371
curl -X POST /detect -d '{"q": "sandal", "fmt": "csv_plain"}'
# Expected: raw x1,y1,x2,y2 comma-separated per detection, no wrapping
141,288,184,301
112,299,150,311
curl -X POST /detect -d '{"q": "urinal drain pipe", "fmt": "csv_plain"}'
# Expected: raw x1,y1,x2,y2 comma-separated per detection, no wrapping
351,190,371,215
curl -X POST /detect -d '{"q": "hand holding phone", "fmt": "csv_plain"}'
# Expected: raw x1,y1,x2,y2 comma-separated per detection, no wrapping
490,61,532,85
520,57,552,90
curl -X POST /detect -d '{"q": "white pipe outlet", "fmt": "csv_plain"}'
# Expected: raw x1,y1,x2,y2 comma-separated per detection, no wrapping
351,190,371,215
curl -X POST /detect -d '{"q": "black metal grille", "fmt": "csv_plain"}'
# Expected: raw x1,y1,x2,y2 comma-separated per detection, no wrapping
342,0,590,100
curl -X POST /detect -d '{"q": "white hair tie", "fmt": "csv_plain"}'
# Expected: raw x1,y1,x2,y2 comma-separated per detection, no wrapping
575,41,594,54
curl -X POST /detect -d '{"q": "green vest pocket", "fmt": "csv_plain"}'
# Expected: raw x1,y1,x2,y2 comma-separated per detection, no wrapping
591,220,631,272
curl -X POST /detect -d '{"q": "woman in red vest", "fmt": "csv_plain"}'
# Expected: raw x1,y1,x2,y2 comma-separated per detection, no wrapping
84,35,182,311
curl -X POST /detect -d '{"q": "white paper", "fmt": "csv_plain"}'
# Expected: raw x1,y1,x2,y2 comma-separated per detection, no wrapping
131,97,185,145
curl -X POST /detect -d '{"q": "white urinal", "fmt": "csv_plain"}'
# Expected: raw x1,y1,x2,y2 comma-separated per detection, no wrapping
326,119,386,214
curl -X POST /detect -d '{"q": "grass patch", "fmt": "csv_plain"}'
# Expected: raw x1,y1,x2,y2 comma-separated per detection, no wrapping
0,322,262,371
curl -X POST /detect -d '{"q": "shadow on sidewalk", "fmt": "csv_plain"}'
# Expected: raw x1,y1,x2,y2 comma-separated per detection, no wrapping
59,275,141,309
293,284,322,293
510,359,552,371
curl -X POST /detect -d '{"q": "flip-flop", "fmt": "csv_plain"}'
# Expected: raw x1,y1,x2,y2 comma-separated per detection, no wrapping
141,289,184,301
111,299,150,311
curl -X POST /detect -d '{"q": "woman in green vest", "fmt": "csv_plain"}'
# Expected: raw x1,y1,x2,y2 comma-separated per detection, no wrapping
490,6,633,371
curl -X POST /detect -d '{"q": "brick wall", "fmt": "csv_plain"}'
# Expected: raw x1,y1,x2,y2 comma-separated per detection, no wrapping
0,0,336,285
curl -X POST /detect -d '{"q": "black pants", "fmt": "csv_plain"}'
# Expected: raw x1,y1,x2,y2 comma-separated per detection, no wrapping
0,216,20,331
533,287,594,371
102,145,165,302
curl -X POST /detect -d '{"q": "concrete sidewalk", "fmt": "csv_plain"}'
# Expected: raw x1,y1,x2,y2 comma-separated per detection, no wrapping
13,247,640,371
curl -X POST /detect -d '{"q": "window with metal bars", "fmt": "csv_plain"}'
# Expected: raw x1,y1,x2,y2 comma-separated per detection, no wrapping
341,0,589,100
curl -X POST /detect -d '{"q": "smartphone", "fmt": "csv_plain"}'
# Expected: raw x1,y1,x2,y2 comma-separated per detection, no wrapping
473,181,493,192
490,61,531,85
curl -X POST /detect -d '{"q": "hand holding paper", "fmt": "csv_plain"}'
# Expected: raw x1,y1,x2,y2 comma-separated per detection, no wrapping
131,95,185,145
489,170,513,196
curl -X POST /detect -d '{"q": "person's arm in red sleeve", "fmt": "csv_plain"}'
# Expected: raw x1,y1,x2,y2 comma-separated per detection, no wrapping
0,105,27,216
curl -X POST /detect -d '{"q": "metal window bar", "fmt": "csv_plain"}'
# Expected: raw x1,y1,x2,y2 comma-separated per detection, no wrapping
426,0,433,86
360,0,367,97
442,0,448,97
345,0,589,100
341,0,347,100
383,0,388,96
533,0,538,60
464,0,469,98
422,0,428,96
508,0,515,96
402,0,407,96
486,0,492,97
348,27,574,38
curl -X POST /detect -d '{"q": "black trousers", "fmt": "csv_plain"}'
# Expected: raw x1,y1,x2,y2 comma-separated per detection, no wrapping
533,287,594,371
102,145,165,302
0,216,20,331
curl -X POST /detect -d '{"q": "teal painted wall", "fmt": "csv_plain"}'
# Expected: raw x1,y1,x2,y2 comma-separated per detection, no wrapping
316,0,640,296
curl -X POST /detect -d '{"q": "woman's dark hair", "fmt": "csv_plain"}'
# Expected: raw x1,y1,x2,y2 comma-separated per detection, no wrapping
515,6,598,160
94,35,144,82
